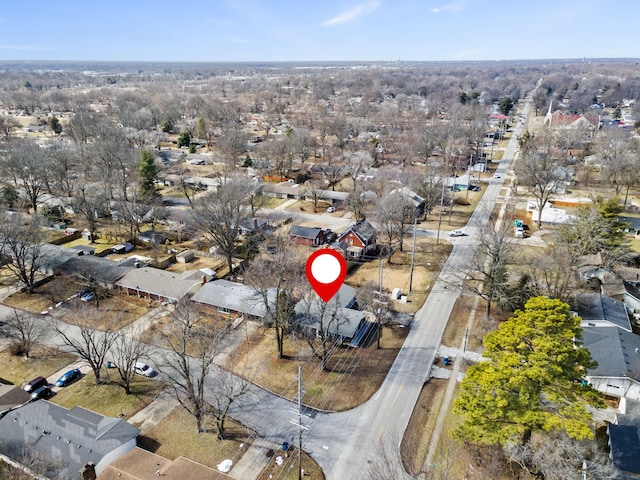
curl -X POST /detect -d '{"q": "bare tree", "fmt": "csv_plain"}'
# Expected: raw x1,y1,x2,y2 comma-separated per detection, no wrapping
159,300,230,434
0,213,50,293
245,236,304,359
505,433,618,480
73,186,107,244
460,218,515,317
2,139,48,213
0,115,21,141
375,191,413,256
514,148,567,228
298,291,347,371
110,331,149,394
303,178,326,212
344,150,373,193
2,308,47,358
207,358,252,440
191,180,252,274
55,308,117,384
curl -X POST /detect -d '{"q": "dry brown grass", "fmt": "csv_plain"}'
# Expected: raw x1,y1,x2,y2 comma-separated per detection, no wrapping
257,448,325,480
140,306,234,355
138,406,253,469
0,346,77,386
232,325,408,411
52,374,164,420
48,294,151,331
401,378,448,475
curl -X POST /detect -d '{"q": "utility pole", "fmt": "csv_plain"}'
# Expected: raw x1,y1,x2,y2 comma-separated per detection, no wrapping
374,253,389,349
289,366,308,480
409,216,417,292
436,180,446,245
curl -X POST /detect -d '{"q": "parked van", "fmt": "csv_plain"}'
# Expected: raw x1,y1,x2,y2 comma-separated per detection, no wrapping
23,376,47,393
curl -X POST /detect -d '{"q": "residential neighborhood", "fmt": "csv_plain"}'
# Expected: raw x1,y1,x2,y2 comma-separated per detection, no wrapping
0,50,640,480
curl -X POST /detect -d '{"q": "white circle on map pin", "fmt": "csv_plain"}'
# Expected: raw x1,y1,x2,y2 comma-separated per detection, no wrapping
310,254,341,284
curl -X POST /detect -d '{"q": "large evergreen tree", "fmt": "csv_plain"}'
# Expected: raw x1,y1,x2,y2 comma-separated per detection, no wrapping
138,149,158,196
454,296,602,447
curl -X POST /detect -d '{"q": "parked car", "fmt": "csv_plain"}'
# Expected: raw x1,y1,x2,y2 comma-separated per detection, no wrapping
31,386,53,400
327,206,335,213
55,369,81,387
80,292,94,302
494,173,501,178
134,362,157,378
449,230,467,237
23,376,47,393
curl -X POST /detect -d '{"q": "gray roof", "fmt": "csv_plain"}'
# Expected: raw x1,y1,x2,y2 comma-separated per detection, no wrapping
582,326,640,380
574,293,631,331
50,246,133,285
294,284,362,338
0,401,139,479
289,225,325,240
339,221,376,244
116,267,201,302
608,424,640,476
191,279,275,318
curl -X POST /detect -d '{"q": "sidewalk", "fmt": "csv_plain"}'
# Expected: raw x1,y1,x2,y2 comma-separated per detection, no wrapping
229,438,274,480
128,387,180,434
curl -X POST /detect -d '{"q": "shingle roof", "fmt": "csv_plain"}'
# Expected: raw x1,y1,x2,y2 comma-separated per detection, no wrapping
0,401,139,480
574,293,631,331
340,221,376,244
582,326,640,380
116,267,201,302
191,279,275,318
289,225,324,240
608,424,640,476
294,285,362,338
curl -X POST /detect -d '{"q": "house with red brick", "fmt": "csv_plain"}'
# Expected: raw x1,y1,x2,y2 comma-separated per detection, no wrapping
336,221,377,259
288,225,330,247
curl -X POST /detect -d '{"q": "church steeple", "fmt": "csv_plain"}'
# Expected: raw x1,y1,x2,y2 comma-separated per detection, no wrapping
544,99,553,125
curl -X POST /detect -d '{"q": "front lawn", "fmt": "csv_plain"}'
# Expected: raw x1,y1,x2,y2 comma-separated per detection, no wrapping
232,324,408,411
51,373,164,419
0,346,77,386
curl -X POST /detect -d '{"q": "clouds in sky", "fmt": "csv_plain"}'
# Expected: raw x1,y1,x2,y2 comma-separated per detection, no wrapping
323,0,381,26
431,0,479,14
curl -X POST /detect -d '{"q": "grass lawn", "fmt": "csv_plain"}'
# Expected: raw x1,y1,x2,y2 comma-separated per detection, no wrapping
52,374,164,419
401,378,448,475
3,277,152,330
232,324,408,411
138,406,252,469
0,346,77,386
256,449,324,480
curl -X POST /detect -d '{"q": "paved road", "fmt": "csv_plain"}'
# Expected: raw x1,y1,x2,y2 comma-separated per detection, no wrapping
250,98,531,479
0,100,531,480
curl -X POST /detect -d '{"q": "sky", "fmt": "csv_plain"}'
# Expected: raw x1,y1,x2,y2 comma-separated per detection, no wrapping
1,0,639,63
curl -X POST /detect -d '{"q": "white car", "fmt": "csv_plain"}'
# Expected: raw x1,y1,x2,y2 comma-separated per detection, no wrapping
449,230,467,237
327,206,335,213
494,173,501,178
134,362,157,377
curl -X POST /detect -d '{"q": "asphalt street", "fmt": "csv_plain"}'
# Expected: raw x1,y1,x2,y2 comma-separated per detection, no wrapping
0,99,531,480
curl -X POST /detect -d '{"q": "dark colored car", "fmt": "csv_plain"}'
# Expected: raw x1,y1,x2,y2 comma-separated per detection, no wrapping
55,369,81,387
31,386,53,400
23,376,47,393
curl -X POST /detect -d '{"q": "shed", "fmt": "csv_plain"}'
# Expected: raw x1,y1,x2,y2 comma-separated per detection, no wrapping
176,250,195,263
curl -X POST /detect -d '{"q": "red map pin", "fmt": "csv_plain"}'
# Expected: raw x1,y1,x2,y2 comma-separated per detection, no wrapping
305,248,347,302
